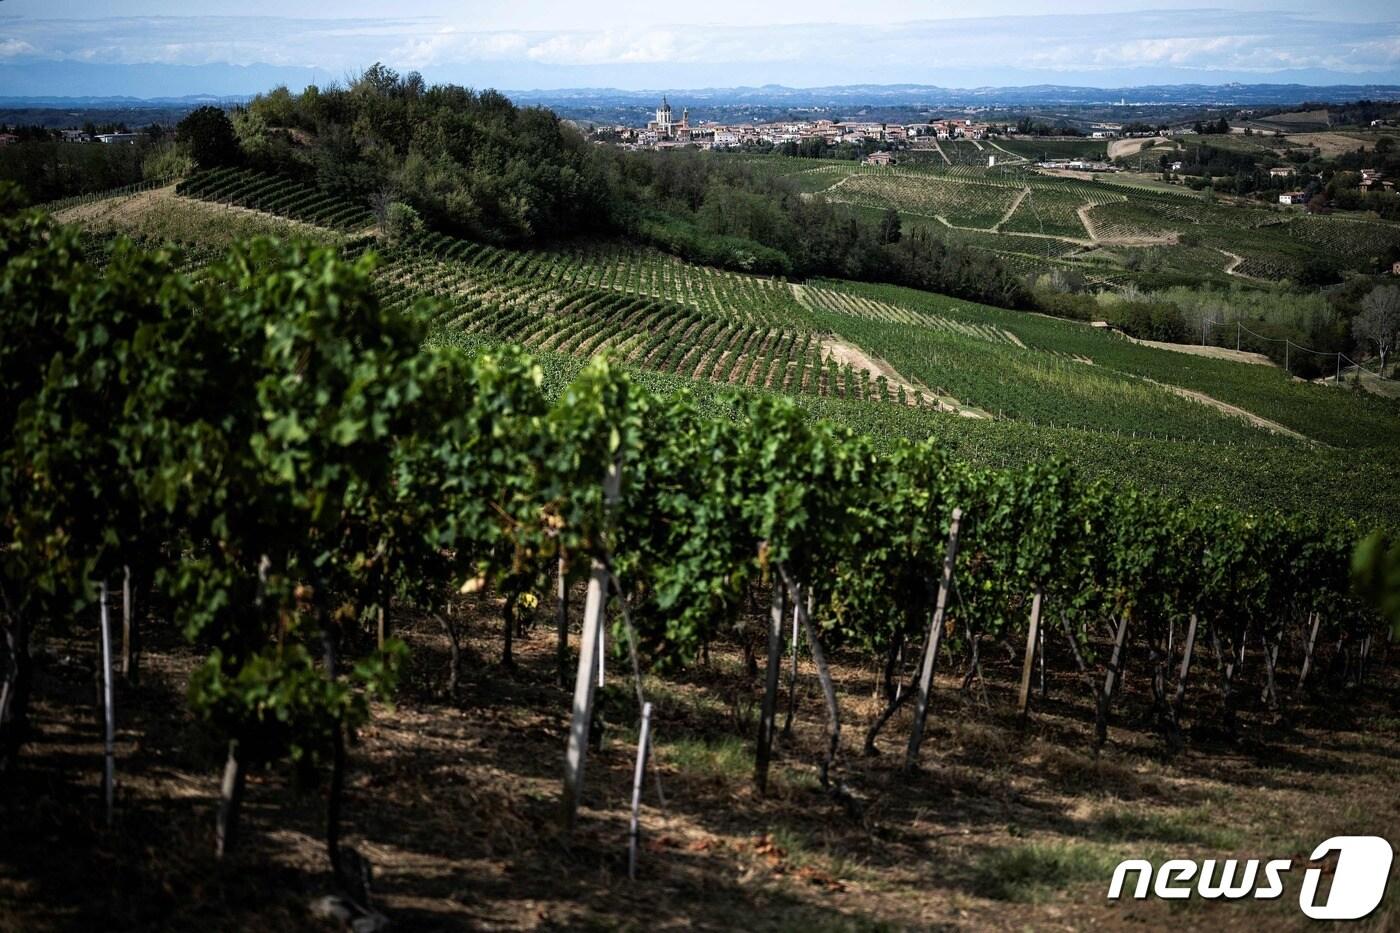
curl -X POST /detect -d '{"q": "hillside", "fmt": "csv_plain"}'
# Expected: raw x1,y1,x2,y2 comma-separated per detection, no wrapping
44,173,1400,526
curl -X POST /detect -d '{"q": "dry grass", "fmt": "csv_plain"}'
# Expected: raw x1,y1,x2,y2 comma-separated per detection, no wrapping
2,598,1398,931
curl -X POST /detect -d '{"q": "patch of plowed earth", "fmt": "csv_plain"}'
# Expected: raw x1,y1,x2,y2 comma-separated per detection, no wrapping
819,335,987,416
54,185,344,240
1123,335,1273,366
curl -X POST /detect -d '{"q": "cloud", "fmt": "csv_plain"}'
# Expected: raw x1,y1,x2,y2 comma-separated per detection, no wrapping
1,10,1398,84
0,39,37,59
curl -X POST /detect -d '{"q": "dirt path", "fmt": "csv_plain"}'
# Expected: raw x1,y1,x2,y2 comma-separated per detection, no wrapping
1122,334,1274,366
1316,366,1400,399
1106,136,1172,159
928,137,952,165
1136,375,1310,441
935,215,1094,248
1217,248,1253,278
985,140,1028,163
819,173,859,197
820,334,986,416
992,188,1030,232
1075,204,1100,242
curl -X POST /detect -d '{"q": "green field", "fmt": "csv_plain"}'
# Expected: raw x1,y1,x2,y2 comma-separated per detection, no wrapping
993,137,1111,160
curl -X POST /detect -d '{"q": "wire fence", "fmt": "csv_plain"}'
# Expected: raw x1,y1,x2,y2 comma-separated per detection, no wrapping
1203,318,1382,381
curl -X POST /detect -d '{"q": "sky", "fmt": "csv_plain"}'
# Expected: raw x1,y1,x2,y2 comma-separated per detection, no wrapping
2,1,1399,97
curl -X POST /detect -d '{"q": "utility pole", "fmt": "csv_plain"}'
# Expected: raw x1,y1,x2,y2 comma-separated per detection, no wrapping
1236,321,1241,352
1285,340,1290,375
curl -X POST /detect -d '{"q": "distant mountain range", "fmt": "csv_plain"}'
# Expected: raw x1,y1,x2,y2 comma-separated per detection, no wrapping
2,82,1397,113
0,95,246,109
507,83,1400,108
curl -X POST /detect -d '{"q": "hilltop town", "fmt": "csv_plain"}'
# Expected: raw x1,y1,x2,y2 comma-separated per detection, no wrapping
602,96,1141,156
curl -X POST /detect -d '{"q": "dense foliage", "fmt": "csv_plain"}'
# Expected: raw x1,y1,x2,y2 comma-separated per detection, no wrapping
233,66,614,245
219,68,1030,307
2,217,1390,827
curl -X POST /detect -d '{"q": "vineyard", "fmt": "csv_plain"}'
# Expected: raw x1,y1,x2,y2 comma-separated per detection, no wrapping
367,238,934,407
828,174,1024,230
3,214,1398,929
177,168,374,232
39,177,1400,522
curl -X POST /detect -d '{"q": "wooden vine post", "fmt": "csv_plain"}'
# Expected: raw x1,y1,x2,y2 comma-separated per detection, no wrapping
781,595,801,739
780,566,841,789
628,701,654,880
561,459,621,833
906,507,963,772
1298,611,1321,688
1017,587,1045,718
120,564,138,684
556,553,570,688
99,580,116,828
1095,614,1130,748
1171,612,1199,719
754,567,786,793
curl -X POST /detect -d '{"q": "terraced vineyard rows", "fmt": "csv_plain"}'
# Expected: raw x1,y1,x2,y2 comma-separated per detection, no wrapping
1002,186,1123,240
1279,214,1400,260
371,246,932,406
397,232,810,327
796,282,1024,347
176,168,373,231
818,277,1400,451
827,174,1023,229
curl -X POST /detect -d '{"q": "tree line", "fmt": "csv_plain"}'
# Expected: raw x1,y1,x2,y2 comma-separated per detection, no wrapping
166,66,1031,309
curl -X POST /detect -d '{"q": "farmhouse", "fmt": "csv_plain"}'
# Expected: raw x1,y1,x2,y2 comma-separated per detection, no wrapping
95,133,142,145
1279,192,1305,205
864,150,895,166
0,133,18,146
1268,166,1294,178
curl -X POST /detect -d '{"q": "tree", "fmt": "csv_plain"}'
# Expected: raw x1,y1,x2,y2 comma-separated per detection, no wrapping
176,106,240,169
877,207,902,245
1353,286,1400,376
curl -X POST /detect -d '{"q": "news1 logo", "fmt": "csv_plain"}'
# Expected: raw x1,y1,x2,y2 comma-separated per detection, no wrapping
1108,836,1393,920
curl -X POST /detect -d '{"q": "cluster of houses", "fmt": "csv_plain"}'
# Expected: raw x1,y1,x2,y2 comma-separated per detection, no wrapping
625,98,997,151
1037,158,1117,173
1360,168,1393,193
613,99,1210,155
2,129,145,145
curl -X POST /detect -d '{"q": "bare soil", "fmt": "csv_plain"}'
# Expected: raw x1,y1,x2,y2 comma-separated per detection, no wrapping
1283,132,1371,158
1121,335,1273,367
53,186,353,244
2,601,1397,932
1106,137,1172,160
